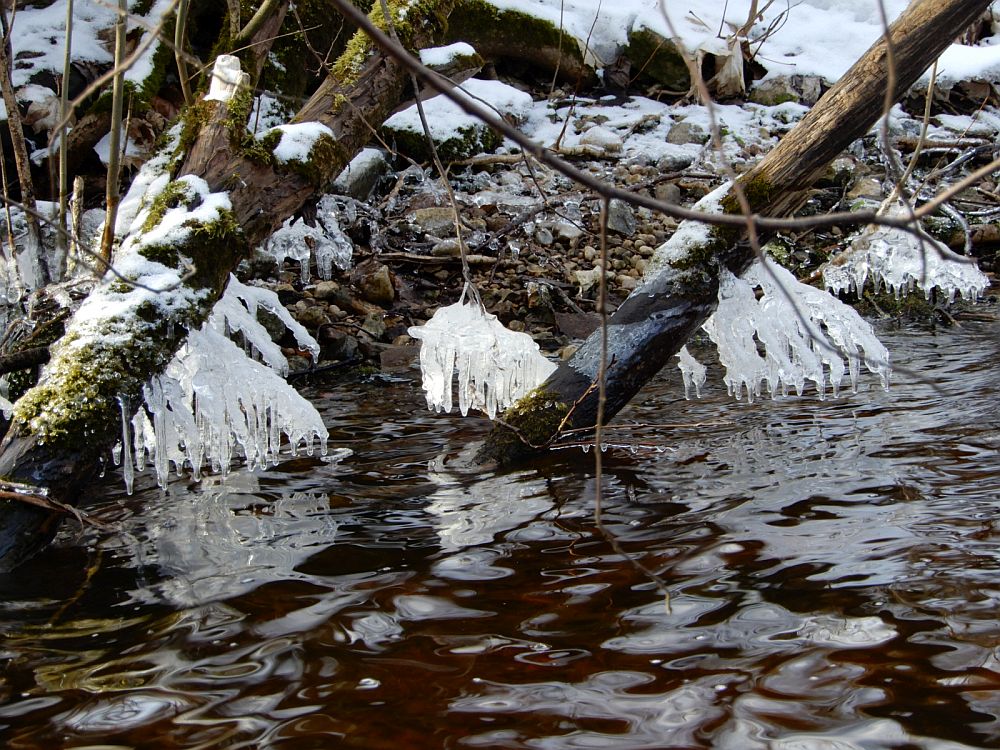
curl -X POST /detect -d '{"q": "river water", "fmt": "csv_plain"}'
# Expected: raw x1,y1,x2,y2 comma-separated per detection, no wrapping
1,318,999,748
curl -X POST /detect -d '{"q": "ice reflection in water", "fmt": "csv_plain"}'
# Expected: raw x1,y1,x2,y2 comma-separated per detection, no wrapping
1,323,1000,747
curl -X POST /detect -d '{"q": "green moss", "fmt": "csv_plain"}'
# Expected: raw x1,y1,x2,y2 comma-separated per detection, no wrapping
624,26,690,91
477,387,568,464
177,100,214,155
141,179,197,233
383,121,501,163
280,132,347,188
446,0,587,80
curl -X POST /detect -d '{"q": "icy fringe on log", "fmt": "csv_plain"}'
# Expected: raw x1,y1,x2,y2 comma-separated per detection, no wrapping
824,201,989,301
264,194,354,283
408,290,556,419
116,276,328,494
681,259,891,404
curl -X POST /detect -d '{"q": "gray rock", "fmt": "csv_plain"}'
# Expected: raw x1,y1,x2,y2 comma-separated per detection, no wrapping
666,121,709,145
359,263,395,306
361,311,387,340
313,280,341,302
410,207,456,237
607,199,637,236
331,148,388,199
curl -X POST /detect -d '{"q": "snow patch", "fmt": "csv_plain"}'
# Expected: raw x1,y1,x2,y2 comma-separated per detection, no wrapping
263,122,336,163
420,42,477,67
383,78,533,144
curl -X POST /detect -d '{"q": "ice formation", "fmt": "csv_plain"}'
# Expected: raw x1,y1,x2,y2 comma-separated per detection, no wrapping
408,293,556,419
119,275,328,492
702,259,890,402
676,345,707,399
263,195,353,282
823,203,989,302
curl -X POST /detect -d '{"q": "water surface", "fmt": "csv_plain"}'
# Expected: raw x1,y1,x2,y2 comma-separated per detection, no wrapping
1,320,1000,748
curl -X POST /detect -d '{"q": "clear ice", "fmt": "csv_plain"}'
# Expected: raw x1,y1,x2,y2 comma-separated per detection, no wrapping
119,275,328,492
676,345,707,399
263,195,353,282
823,201,989,302
408,293,557,419
703,259,891,403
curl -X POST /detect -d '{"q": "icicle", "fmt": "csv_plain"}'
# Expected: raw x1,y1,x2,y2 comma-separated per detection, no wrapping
703,259,891,401
119,396,135,495
126,279,329,488
408,289,556,419
824,201,989,302
676,346,707,399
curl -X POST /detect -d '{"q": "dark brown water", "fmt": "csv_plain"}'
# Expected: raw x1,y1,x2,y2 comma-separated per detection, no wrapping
2,320,1000,749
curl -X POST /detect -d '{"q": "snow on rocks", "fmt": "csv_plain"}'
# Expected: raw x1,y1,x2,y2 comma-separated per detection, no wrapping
263,122,337,164
408,291,556,419
382,78,534,161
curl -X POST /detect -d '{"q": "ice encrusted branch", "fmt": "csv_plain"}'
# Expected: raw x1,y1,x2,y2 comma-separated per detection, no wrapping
690,259,891,403
823,201,989,302
408,292,556,419
119,275,328,492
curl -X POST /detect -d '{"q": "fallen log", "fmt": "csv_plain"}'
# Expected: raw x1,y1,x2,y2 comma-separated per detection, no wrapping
477,0,994,464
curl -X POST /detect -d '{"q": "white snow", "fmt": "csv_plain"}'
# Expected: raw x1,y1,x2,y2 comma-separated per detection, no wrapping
702,259,891,403
121,275,329,491
824,202,990,302
420,42,477,68
262,122,336,163
383,78,534,144
408,291,557,419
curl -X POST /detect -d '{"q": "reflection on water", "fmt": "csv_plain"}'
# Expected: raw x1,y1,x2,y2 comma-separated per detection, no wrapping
2,321,1000,748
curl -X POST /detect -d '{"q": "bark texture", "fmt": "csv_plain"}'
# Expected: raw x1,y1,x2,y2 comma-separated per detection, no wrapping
479,0,993,465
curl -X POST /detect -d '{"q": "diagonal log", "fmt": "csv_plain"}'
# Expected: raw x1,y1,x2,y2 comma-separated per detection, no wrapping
0,0,457,570
478,0,993,464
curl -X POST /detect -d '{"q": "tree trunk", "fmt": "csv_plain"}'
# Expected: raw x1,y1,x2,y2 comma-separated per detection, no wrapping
0,0,456,570
478,0,992,465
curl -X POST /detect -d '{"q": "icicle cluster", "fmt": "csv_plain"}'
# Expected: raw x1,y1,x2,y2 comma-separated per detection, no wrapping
119,276,328,492
694,259,890,403
823,202,989,302
264,195,353,282
408,296,557,419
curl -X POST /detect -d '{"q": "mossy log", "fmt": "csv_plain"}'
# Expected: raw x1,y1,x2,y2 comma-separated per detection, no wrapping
479,0,993,466
0,0,458,570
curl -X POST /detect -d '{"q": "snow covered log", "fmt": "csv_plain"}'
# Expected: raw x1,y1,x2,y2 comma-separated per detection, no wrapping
478,0,993,465
0,0,459,570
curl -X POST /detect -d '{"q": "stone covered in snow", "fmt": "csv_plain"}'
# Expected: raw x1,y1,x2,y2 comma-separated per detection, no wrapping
382,78,534,162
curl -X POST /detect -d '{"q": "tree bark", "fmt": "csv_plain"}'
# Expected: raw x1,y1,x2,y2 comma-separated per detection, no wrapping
0,0,456,570
478,0,993,465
